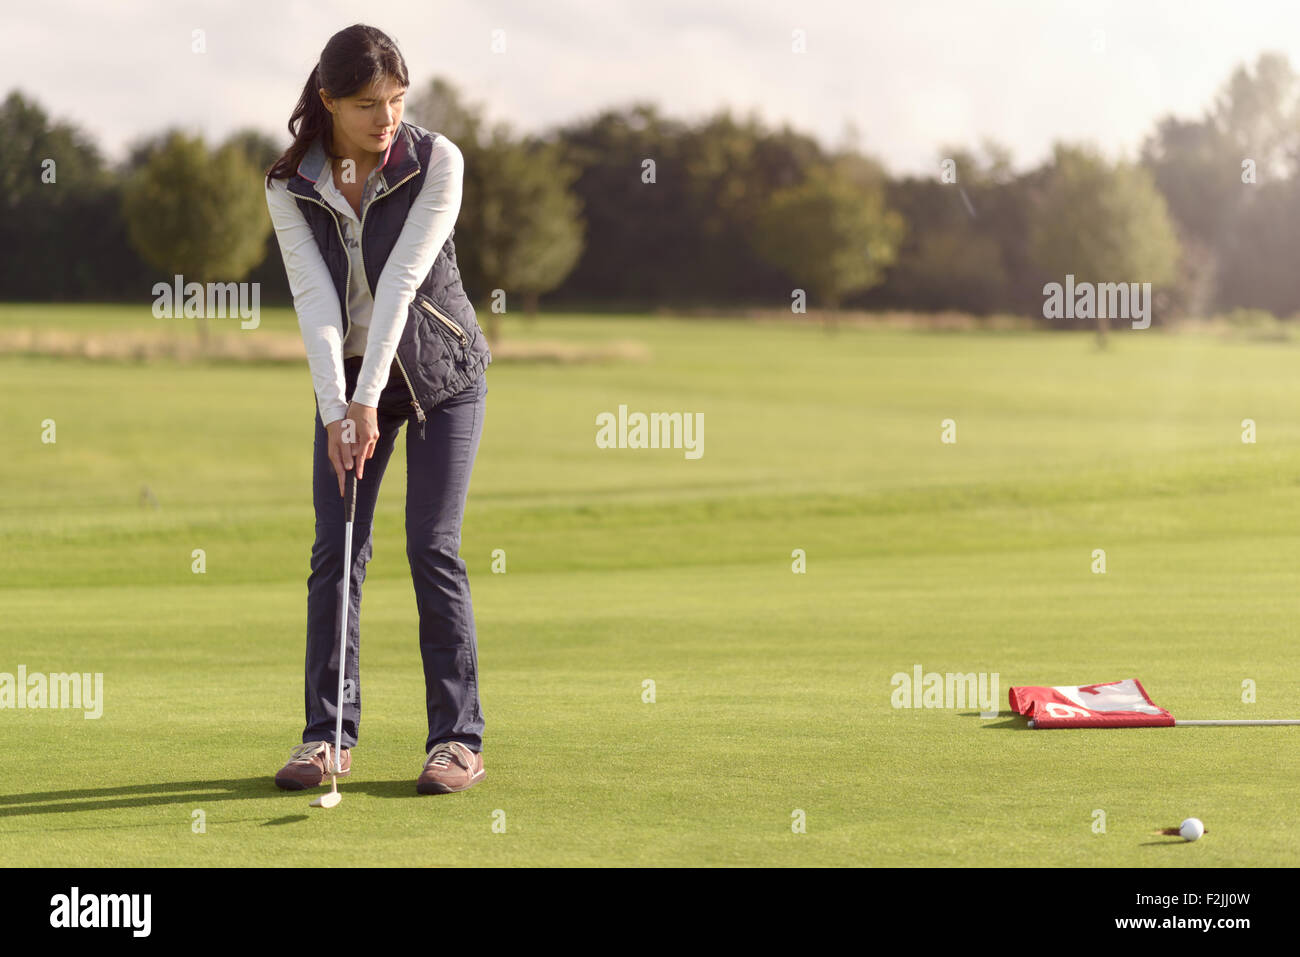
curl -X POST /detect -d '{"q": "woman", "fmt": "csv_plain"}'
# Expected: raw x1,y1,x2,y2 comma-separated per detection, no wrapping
264,24,491,795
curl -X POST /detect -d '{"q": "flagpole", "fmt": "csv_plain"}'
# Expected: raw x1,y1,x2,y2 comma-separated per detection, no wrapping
1174,719,1300,726
1026,718,1300,728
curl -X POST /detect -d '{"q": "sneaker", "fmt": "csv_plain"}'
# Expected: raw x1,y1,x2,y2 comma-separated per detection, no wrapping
416,741,485,794
274,741,351,790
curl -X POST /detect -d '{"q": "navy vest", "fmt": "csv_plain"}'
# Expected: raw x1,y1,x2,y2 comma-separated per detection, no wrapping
285,121,491,428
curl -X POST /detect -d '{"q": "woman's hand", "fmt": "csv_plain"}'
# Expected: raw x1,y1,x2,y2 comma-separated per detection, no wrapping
325,402,380,496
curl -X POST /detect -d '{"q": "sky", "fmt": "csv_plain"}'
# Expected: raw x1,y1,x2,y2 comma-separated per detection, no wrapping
5,0,1300,175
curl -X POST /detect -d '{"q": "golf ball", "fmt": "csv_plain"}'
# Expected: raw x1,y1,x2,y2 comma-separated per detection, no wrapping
1179,817,1204,842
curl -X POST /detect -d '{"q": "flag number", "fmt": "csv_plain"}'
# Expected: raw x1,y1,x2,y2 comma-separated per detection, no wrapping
1044,703,1093,718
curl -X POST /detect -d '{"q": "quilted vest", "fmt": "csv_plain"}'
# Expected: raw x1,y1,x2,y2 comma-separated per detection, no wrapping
284,121,491,430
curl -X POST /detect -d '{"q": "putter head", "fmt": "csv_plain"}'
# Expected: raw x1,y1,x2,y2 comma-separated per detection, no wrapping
309,777,342,809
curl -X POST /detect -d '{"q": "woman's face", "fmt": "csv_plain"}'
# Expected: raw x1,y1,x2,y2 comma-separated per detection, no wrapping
321,75,406,158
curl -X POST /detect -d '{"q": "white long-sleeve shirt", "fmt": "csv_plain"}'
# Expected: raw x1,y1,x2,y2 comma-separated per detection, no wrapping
265,130,465,425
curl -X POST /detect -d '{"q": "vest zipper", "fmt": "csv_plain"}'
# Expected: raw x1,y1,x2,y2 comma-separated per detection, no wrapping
417,298,469,348
287,190,356,342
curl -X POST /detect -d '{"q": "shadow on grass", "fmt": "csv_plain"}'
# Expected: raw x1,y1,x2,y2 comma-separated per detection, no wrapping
261,815,310,827
958,711,1031,730
0,776,438,823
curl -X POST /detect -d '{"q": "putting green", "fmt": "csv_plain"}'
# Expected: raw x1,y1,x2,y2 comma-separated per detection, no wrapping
2,307,1297,866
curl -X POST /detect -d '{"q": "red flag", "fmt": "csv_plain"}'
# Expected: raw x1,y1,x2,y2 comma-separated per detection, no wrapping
1009,679,1174,728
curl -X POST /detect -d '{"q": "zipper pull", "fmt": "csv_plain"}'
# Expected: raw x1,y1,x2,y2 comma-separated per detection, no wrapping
412,400,427,440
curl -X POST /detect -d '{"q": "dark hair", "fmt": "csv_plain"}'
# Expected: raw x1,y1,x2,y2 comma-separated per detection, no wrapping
265,24,409,187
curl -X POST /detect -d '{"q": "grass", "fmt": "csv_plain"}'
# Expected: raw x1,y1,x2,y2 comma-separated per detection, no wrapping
1,302,1298,866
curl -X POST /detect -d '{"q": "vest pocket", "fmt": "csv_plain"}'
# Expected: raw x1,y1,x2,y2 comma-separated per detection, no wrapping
415,294,469,350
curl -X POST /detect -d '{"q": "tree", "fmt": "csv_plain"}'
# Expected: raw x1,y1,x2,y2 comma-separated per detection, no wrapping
1030,144,1180,346
1213,52,1300,178
0,90,141,300
408,77,488,151
475,130,584,340
1142,52,1300,315
871,142,1022,315
226,128,295,304
222,128,283,175
0,90,108,209
547,102,694,307
749,158,904,328
120,132,270,346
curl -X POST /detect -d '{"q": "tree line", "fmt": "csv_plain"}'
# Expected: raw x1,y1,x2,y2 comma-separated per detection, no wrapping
2,53,1298,335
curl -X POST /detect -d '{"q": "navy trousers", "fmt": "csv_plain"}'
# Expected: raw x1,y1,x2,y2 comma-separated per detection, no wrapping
302,356,487,756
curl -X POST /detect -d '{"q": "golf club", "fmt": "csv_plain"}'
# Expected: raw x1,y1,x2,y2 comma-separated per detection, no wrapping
311,464,357,810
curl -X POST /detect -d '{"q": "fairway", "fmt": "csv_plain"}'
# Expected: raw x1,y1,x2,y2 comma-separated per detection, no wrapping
2,308,1298,866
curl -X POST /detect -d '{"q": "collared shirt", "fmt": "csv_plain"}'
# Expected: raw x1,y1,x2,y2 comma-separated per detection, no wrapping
266,131,465,425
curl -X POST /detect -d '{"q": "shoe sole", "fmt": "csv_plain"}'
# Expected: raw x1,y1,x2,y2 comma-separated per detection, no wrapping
416,768,485,795
274,768,352,791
